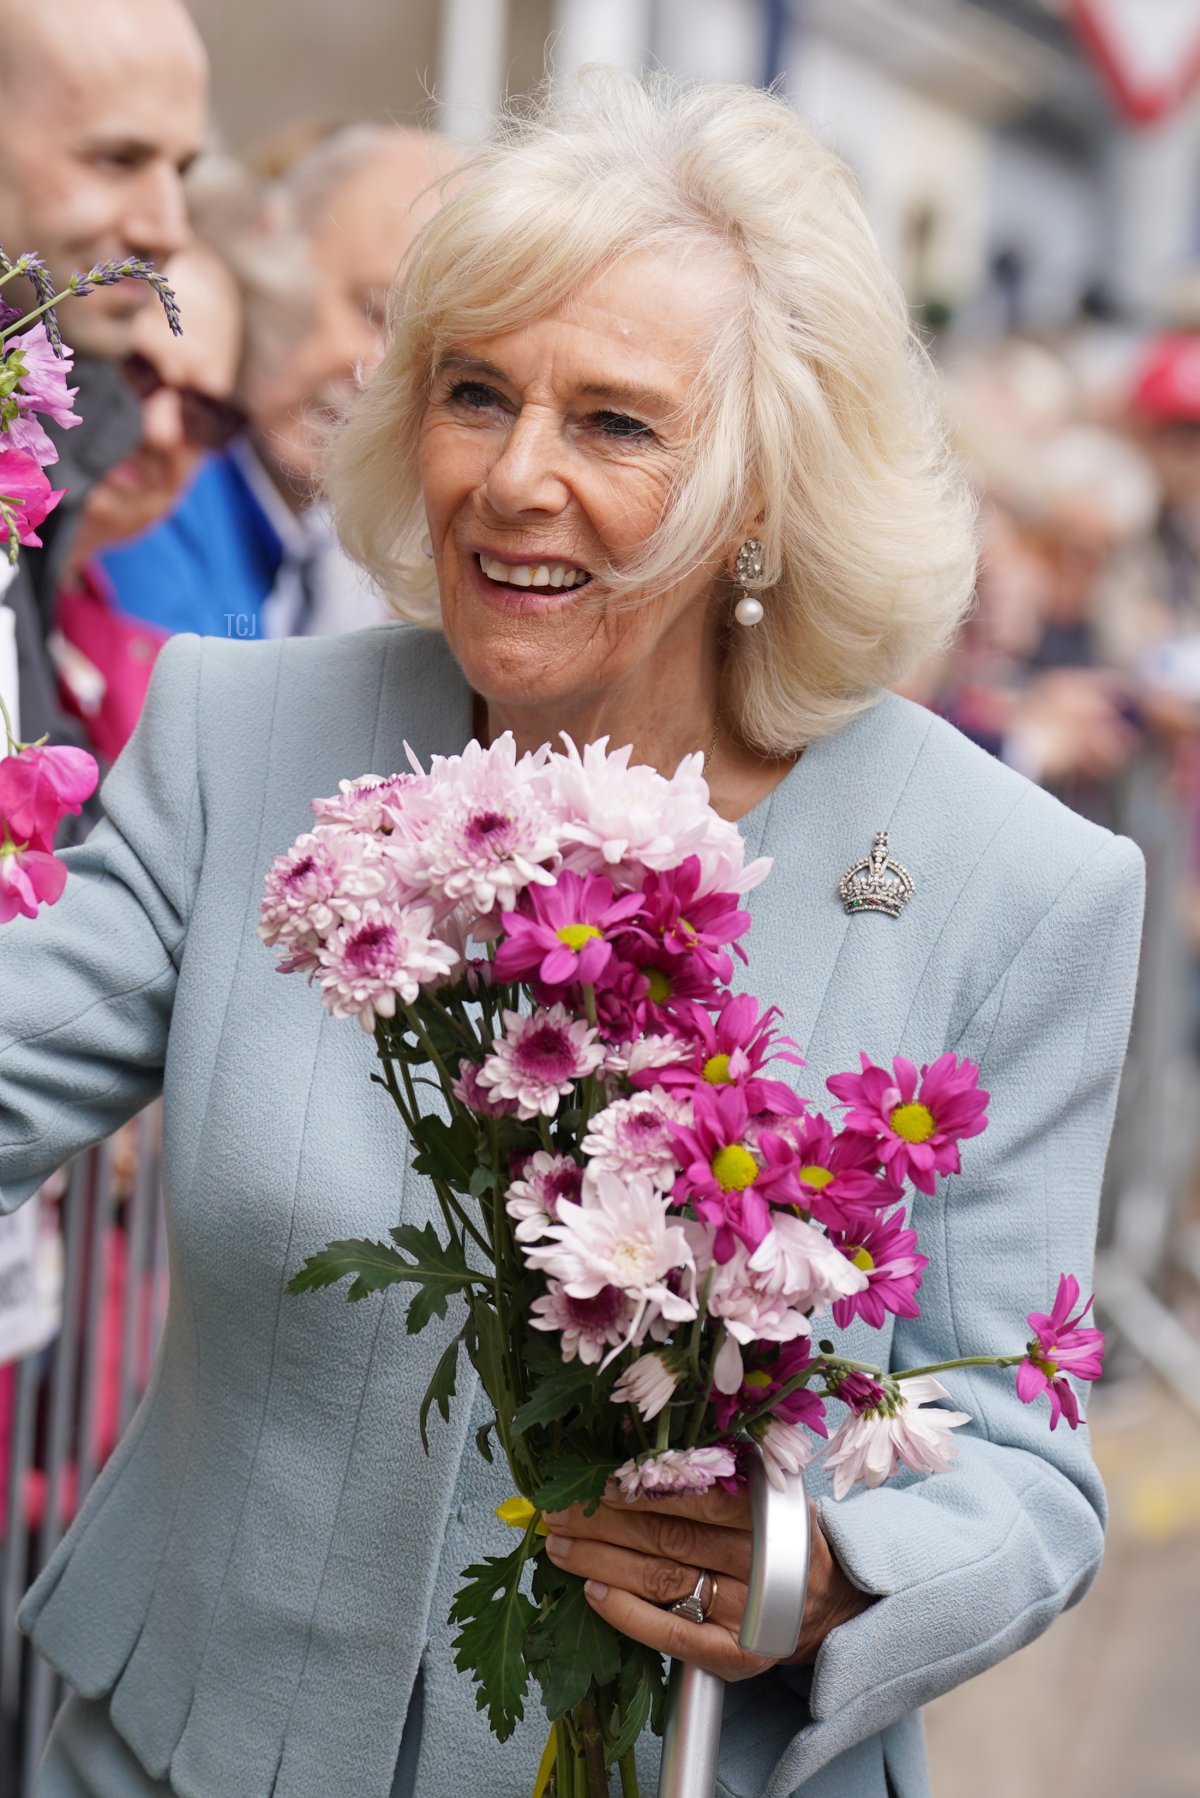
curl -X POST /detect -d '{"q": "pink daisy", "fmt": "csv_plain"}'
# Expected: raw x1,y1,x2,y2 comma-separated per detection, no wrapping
644,993,807,1119
620,856,751,981
614,1444,737,1501
495,869,644,995
826,1051,989,1195
774,1113,896,1232
711,1339,828,1440
830,1207,928,1330
478,1004,604,1119
1016,1273,1105,1431
669,1085,805,1261
505,1152,583,1243
315,900,459,1031
530,1280,637,1365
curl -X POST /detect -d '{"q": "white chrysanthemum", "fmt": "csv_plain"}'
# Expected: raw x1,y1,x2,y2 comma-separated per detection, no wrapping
686,1222,814,1349
259,826,390,963
582,1087,690,1192
478,1005,604,1120
755,1418,815,1490
545,736,764,896
530,1280,637,1365
600,1035,692,1079
614,1445,736,1500
395,734,561,919
315,899,459,1031
611,1352,678,1421
505,1151,584,1243
748,1213,869,1310
823,1376,971,1500
524,1168,696,1361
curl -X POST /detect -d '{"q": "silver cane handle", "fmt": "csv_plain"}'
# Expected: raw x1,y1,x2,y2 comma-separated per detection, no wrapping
657,1451,811,1796
739,1455,811,1658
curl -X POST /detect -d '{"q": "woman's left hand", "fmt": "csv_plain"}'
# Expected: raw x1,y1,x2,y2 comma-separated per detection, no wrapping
542,1486,874,1682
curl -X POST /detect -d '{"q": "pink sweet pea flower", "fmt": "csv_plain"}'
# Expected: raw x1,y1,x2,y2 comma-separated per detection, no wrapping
0,743,99,849
495,869,644,995
1015,1273,1105,1430
641,991,808,1119
0,840,68,920
8,323,80,429
826,1051,989,1195
0,446,65,549
4,410,59,468
830,1207,928,1330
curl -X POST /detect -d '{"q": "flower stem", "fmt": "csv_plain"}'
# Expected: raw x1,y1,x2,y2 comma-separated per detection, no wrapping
0,689,18,753
618,1749,640,1798
893,1354,1025,1380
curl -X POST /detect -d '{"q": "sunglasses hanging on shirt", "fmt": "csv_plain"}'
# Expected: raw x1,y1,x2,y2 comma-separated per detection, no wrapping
120,351,247,452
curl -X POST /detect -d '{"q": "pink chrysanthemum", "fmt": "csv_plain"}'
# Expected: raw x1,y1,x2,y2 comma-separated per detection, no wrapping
746,1211,869,1310
772,1113,896,1232
531,1280,637,1365
669,1085,804,1261
685,1223,820,1359
451,1057,517,1118
611,1352,678,1421
505,1152,583,1243
711,1339,828,1440
315,900,459,1031
396,735,560,918
614,1444,737,1501
829,1370,890,1415
601,1034,692,1080
495,869,644,995
830,1207,928,1330
310,771,435,837
644,993,807,1119
478,1004,604,1119
259,827,388,968
823,1375,971,1500
826,1051,989,1196
1015,1273,1105,1431
523,1169,696,1359
581,1087,690,1192
752,1418,816,1490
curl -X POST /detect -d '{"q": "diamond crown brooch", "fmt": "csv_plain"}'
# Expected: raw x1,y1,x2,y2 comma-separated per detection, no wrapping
839,831,914,919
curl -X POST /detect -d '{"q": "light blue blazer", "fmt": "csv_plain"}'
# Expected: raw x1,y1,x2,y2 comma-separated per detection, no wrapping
0,625,1144,1798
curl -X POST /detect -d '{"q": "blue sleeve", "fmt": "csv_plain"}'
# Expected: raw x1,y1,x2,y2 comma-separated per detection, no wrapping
0,634,205,1211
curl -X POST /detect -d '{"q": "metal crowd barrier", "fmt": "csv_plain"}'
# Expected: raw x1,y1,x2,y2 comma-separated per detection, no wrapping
0,1107,167,1794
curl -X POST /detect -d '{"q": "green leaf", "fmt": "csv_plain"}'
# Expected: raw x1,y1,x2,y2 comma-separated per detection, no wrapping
474,1417,495,1464
526,1576,622,1720
468,1295,515,1413
511,1362,605,1437
468,1165,495,1199
532,1456,617,1515
410,1113,479,1193
450,1548,537,1742
388,1221,483,1331
607,1665,652,1765
286,1238,418,1302
418,1330,462,1454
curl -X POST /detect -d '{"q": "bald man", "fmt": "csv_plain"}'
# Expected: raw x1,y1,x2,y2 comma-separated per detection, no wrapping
98,125,458,642
0,0,208,799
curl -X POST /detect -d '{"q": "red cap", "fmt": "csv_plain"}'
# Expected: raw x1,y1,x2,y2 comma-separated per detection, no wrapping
1131,334,1200,422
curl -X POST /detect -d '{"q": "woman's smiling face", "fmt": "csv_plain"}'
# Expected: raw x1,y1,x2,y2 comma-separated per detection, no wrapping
418,245,738,724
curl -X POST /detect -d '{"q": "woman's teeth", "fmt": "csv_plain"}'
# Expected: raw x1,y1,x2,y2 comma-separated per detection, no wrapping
478,554,590,590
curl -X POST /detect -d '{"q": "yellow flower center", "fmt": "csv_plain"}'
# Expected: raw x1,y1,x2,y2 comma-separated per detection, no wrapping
850,1247,875,1273
702,1052,733,1085
647,968,672,1003
711,1143,758,1192
556,923,603,953
743,1370,772,1391
798,1164,835,1189
1031,1352,1059,1379
890,1101,936,1144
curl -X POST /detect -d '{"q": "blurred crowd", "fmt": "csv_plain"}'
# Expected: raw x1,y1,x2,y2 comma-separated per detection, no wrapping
8,0,1200,886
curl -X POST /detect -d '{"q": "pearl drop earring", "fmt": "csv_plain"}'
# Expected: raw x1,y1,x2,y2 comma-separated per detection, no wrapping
733,538,765,626
420,533,433,559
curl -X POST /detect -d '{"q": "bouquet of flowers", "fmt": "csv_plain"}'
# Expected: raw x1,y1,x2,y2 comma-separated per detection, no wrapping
0,246,180,921
272,734,1104,1797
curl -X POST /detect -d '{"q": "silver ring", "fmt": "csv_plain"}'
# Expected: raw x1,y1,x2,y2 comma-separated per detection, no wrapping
669,1568,717,1625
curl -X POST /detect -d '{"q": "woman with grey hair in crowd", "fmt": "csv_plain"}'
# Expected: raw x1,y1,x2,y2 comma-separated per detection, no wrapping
2,69,1141,1798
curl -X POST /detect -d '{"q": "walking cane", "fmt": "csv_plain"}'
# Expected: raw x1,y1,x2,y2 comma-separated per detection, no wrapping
656,1452,811,1798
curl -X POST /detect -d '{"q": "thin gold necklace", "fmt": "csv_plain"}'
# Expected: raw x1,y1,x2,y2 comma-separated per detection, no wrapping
703,712,721,781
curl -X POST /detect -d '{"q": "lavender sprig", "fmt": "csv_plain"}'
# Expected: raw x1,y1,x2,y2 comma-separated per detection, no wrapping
0,249,182,355
68,257,182,335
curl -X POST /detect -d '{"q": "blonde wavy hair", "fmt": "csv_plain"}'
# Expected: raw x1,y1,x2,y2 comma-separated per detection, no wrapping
326,68,977,751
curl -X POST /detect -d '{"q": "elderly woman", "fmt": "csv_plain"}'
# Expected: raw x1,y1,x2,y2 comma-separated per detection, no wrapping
2,71,1141,1798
